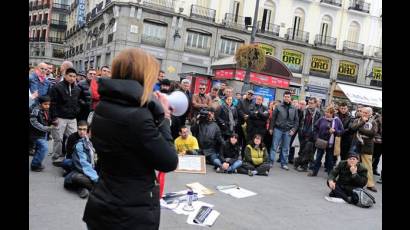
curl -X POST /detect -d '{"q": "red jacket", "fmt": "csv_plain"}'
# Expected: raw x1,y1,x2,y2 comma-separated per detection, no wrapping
90,78,100,110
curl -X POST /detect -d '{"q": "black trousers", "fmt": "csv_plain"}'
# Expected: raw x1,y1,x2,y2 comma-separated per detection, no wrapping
237,162,270,175
372,143,382,172
327,182,354,204
340,137,353,161
65,172,94,191
295,139,315,169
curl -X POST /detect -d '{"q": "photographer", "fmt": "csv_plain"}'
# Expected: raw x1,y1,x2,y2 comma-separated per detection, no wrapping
191,108,225,165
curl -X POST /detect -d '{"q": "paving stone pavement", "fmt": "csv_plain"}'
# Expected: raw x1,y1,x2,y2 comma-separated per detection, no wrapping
29,142,382,230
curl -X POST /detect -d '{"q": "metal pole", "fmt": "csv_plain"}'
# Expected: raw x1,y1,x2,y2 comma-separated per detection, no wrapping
241,0,260,93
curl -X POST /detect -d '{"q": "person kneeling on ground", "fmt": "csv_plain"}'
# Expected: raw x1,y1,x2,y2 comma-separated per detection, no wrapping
326,152,367,204
64,120,98,199
214,133,242,173
238,134,270,176
174,125,199,155
30,96,53,172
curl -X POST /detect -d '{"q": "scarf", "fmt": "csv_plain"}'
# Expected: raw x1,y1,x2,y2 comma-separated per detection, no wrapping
328,118,336,145
84,137,96,167
35,69,46,83
227,105,235,132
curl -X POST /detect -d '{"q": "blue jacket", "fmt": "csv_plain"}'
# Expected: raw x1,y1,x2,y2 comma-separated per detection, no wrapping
29,72,51,98
65,137,99,183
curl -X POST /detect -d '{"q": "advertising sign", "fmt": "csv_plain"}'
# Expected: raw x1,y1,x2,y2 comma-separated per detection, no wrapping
282,49,304,73
235,70,289,88
253,85,276,106
77,0,86,27
372,67,382,81
337,60,358,82
309,55,331,78
257,43,275,57
214,69,235,79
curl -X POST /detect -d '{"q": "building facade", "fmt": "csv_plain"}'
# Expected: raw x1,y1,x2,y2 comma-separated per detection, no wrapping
64,0,382,102
29,0,70,68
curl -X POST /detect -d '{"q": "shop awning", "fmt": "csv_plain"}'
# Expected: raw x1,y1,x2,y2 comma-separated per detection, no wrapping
337,83,382,108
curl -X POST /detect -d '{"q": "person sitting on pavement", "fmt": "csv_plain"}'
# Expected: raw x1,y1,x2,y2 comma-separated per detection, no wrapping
214,133,242,174
326,152,368,204
63,120,98,199
191,107,225,165
237,134,270,176
30,96,53,172
308,106,344,177
174,126,199,155
350,107,378,193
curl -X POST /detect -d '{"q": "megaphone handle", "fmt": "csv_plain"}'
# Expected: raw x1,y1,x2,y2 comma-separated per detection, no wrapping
157,171,165,198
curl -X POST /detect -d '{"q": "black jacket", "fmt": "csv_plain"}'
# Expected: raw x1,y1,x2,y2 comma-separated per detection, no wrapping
298,108,321,139
216,103,238,137
191,120,225,156
30,105,51,139
336,112,355,142
247,103,269,129
219,142,241,164
50,80,81,119
83,78,178,230
350,118,377,155
328,161,368,192
78,79,92,109
269,102,299,132
237,98,253,123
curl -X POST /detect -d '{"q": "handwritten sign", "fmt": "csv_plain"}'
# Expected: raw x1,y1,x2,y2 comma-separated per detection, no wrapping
175,155,206,174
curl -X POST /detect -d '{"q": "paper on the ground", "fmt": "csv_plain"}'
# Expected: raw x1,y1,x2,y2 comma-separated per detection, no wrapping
186,182,215,195
178,156,202,170
163,200,214,216
324,196,347,204
186,207,220,227
218,187,257,198
160,190,205,211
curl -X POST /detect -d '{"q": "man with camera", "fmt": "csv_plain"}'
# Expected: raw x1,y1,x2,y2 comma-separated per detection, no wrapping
191,108,225,165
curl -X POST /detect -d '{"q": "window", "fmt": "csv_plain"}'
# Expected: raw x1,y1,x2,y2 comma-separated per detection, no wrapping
142,21,167,46
347,21,360,42
105,53,111,65
261,0,275,31
320,15,332,37
232,1,240,22
96,56,101,69
186,31,210,49
293,8,305,32
220,37,243,55
197,0,210,7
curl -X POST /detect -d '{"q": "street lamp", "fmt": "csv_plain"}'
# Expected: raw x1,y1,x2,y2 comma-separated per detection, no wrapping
241,0,260,93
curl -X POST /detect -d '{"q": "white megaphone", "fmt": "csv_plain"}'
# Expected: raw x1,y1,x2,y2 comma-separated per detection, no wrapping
164,91,189,116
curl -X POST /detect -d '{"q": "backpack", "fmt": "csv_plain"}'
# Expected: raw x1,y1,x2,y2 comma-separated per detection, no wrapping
351,188,376,208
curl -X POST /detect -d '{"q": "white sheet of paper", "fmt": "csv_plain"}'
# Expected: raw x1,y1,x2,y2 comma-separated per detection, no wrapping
186,207,220,227
219,187,257,198
162,200,213,216
178,156,201,170
186,182,215,195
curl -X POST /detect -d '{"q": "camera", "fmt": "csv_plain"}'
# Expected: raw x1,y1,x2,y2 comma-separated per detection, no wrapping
198,109,209,120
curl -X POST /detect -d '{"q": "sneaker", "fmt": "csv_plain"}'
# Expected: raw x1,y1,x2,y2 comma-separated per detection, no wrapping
78,188,89,199
281,165,289,171
52,157,65,166
377,179,382,184
215,167,223,173
31,165,45,172
248,170,254,177
307,172,317,177
296,166,307,172
324,196,347,204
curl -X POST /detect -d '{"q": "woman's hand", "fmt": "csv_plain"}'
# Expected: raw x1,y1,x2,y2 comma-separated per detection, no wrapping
154,92,171,120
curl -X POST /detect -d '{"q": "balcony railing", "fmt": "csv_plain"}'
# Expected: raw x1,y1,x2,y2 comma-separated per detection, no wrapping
224,13,248,30
42,19,48,25
190,5,216,22
257,21,280,36
105,0,112,6
320,0,342,7
48,37,64,44
50,19,67,29
343,40,364,54
143,0,175,12
348,0,370,13
314,35,337,48
286,28,310,43
373,47,382,58
52,3,70,12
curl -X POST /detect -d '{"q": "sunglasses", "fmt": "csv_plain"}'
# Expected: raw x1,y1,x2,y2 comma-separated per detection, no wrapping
199,88,206,90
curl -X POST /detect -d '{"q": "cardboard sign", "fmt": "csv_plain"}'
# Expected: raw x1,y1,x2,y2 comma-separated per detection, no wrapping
175,155,206,174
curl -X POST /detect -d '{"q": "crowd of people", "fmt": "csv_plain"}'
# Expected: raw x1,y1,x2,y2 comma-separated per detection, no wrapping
29,48,382,228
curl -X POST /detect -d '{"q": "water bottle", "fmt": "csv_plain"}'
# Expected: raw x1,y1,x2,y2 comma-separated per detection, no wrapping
183,189,195,211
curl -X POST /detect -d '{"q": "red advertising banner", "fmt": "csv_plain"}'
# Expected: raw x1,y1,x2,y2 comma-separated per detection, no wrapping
214,69,235,79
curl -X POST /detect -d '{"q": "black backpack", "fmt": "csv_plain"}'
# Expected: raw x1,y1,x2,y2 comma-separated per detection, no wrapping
351,188,376,208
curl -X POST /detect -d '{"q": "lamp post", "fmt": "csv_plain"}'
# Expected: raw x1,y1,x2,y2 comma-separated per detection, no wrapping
241,0,260,93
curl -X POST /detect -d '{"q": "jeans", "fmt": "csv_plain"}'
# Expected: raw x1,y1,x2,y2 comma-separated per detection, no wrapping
312,147,334,175
213,159,243,172
206,153,220,166
31,138,48,167
269,128,291,166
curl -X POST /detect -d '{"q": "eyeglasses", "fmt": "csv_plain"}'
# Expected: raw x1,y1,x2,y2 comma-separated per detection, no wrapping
78,128,88,131
40,68,48,71
199,88,206,90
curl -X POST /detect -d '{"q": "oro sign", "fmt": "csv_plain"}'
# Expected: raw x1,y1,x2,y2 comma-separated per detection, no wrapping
337,60,358,82
310,55,331,77
282,49,303,73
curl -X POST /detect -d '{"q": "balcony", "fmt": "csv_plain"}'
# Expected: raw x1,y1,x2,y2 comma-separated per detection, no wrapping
223,13,249,30
30,37,45,42
314,35,337,49
105,0,112,7
98,37,104,46
373,47,382,58
42,19,48,25
320,0,342,7
257,21,280,36
52,3,70,12
30,21,36,26
285,28,310,43
190,5,216,22
143,0,175,12
48,37,64,44
50,19,67,29
343,40,364,54
97,2,104,12
348,0,370,13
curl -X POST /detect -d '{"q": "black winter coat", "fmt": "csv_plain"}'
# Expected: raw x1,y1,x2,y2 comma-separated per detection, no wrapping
247,103,269,130
83,78,178,230
78,79,91,109
50,80,81,119
328,161,368,193
219,142,241,164
216,104,239,137
191,120,225,156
